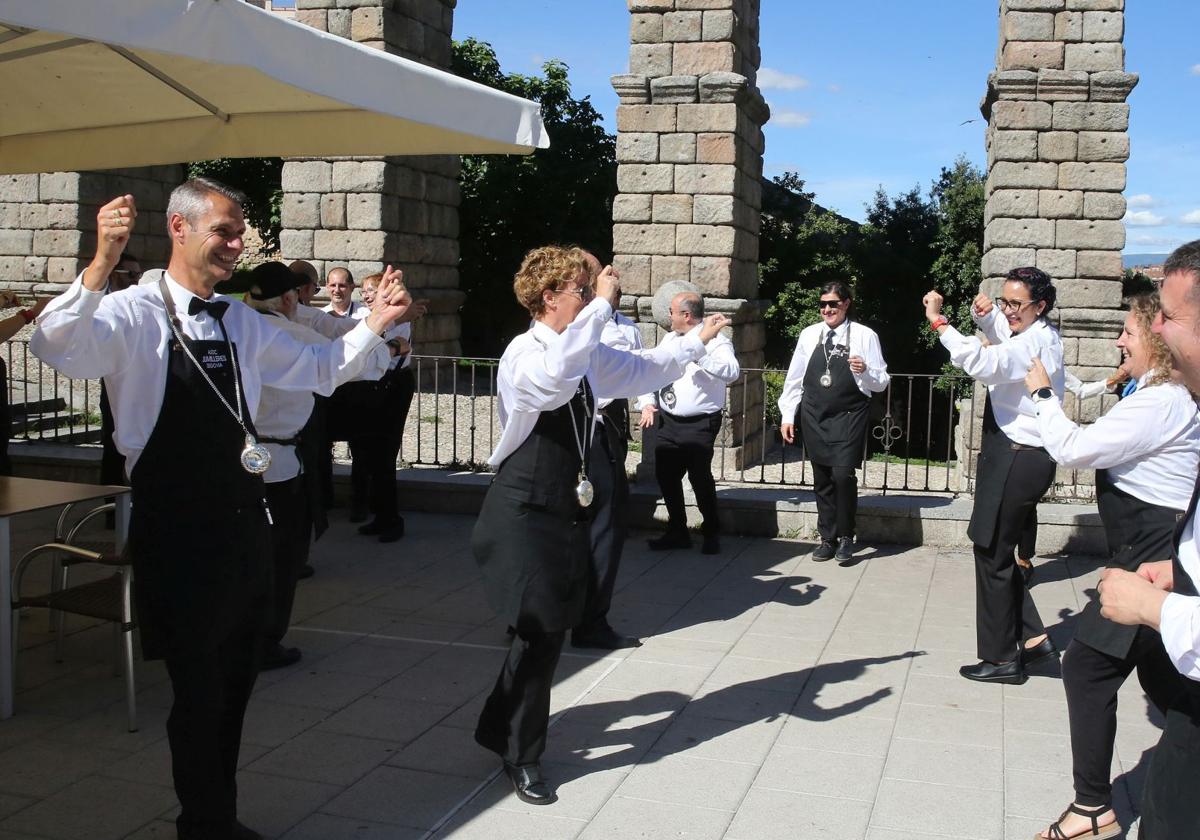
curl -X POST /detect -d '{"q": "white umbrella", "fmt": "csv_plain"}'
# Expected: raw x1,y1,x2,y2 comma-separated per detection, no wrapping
0,0,549,175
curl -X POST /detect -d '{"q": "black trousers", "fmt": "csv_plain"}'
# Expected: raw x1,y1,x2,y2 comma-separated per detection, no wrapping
475,629,566,766
655,444,718,536
1140,688,1200,838
351,369,415,524
164,612,261,840
973,449,1053,662
579,423,628,635
811,461,857,540
1062,630,1182,807
262,476,311,648
1018,507,1038,561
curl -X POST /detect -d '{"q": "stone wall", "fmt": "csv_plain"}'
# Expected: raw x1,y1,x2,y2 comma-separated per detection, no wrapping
612,0,770,468
281,0,464,356
0,167,183,297
967,0,1134,495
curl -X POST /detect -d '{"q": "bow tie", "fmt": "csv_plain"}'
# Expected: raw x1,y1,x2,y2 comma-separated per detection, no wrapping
188,296,229,320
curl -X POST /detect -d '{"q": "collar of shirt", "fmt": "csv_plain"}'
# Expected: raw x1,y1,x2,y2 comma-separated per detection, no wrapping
826,319,850,342
162,271,225,324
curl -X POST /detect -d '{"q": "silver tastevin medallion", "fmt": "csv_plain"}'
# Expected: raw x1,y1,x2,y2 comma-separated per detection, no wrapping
820,372,833,388
240,434,272,475
575,473,594,507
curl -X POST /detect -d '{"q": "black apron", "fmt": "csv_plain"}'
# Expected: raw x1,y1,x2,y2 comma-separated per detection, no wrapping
128,320,271,660
796,327,869,468
1073,470,1183,659
472,379,593,634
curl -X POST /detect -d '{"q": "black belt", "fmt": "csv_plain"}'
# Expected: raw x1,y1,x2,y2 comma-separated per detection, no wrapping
1009,442,1047,453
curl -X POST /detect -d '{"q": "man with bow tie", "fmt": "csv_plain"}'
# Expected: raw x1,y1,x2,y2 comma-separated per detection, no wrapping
31,178,412,840
1097,240,1200,838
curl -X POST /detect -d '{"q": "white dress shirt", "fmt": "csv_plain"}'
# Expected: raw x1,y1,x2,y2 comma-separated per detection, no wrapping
488,297,708,468
597,312,643,411
1160,514,1200,682
31,272,389,474
294,303,360,340
351,305,413,371
322,300,367,319
939,317,1065,447
635,323,739,417
777,319,890,421
1034,375,1200,509
977,308,1110,400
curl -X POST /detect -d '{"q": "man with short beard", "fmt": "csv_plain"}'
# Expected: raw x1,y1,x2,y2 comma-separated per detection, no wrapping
1098,239,1200,838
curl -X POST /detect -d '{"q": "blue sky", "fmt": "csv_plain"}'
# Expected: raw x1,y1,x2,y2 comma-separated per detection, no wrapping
453,0,1199,256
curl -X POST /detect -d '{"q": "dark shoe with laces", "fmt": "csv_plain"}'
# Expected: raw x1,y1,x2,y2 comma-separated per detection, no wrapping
647,531,691,551
812,539,835,561
1020,635,1059,668
503,762,558,805
834,536,855,563
959,659,1026,685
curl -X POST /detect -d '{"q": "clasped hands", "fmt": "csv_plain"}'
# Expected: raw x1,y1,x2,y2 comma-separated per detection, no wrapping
1098,560,1173,629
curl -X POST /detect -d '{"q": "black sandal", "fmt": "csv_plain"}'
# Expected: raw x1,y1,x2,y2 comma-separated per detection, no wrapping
1037,803,1120,840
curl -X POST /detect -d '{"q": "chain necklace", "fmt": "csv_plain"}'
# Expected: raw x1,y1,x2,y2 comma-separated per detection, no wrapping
565,380,595,507
158,279,271,475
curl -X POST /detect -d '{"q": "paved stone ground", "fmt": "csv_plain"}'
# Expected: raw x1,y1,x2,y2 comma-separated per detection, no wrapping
0,509,1160,840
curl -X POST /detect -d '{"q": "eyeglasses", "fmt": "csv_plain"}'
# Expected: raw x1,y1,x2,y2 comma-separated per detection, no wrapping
555,285,595,302
112,268,142,281
817,299,844,311
996,297,1035,312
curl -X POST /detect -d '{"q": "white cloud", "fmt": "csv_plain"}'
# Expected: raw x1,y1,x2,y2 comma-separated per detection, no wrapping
1132,234,1181,248
1183,210,1200,225
1124,210,1167,226
758,68,809,91
772,109,812,128
1127,194,1155,208
827,83,842,94
1192,64,1200,76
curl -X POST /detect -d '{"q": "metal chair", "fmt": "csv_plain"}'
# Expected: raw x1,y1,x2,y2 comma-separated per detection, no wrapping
11,502,137,732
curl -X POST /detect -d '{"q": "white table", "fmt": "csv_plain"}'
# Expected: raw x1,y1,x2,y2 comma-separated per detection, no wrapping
0,477,130,719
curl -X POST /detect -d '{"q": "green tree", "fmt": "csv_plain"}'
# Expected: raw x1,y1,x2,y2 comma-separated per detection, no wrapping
186,157,284,251
453,38,616,355
757,172,860,364
927,156,985,337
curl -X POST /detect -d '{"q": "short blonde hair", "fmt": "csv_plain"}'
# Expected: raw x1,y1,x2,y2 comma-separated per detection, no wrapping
512,246,590,317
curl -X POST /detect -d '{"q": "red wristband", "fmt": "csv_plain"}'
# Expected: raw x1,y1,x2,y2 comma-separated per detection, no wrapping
929,316,948,332
18,309,34,324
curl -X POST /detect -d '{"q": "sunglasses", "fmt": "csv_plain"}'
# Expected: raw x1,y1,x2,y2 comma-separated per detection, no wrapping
817,298,845,311
112,268,142,280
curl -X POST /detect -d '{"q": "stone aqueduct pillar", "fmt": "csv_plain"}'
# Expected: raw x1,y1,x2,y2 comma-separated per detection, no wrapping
280,0,464,357
610,0,770,468
975,0,1134,491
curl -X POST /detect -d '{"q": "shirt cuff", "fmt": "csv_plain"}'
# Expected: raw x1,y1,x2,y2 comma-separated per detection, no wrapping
344,319,386,351
1160,592,1200,681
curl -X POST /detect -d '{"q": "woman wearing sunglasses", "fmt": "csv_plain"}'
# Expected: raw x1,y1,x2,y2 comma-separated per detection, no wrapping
925,266,1064,685
778,280,890,563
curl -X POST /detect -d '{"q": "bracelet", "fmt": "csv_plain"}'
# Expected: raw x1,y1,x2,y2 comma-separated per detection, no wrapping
18,309,34,324
929,316,948,332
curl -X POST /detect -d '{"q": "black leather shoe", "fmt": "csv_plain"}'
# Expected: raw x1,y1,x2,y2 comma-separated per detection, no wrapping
834,536,855,563
260,644,302,671
701,534,721,555
377,517,405,543
647,531,691,551
812,539,835,561
572,627,642,650
503,762,557,805
232,821,263,840
1020,636,1059,668
296,563,315,580
959,659,1027,684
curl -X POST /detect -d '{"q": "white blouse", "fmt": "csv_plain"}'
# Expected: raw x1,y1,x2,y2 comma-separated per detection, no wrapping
636,324,740,417
488,297,707,467
777,319,890,421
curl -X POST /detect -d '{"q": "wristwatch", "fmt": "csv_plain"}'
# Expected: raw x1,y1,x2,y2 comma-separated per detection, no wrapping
1030,387,1054,403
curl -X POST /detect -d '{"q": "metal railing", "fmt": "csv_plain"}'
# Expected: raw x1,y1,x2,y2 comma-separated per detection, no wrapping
6,342,1104,497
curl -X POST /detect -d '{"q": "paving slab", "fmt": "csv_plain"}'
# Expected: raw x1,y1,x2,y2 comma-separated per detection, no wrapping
0,510,1166,839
